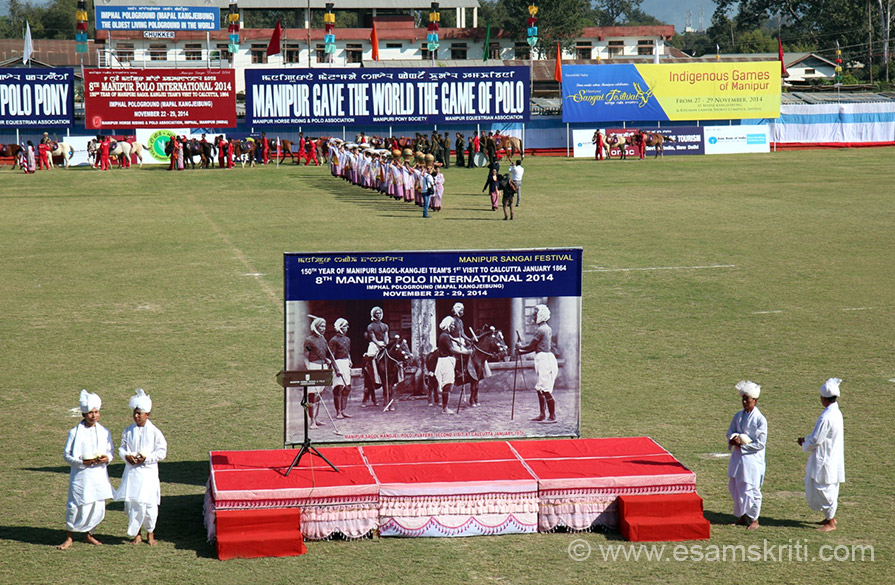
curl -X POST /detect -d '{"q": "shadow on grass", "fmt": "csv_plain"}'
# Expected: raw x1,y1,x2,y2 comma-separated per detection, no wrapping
704,509,813,529
25,460,210,487
0,493,215,557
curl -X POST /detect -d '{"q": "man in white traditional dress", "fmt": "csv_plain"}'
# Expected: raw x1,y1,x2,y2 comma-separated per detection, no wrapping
798,377,845,532
115,388,168,545
516,304,559,423
58,390,114,549
727,380,767,530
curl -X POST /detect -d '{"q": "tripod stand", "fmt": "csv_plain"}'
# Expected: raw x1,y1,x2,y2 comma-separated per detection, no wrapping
285,384,339,476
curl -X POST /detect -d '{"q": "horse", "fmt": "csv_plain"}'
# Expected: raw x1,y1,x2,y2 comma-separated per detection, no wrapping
184,139,215,169
277,139,299,164
232,139,257,167
362,334,413,412
424,325,509,411
643,132,675,158
49,141,75,168
1,143,23,169
495,135,525,160
314,137,330,163
88,139,146,168
605,134,629,160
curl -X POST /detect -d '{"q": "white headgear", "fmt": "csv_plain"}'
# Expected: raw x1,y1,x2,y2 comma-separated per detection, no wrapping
371,306,383,320
820,377,842,398
440,316,455,331
334,318,349,332
79,389,102,413
735,380,761,399
129,388,152,413
310,317,326,335
452,302,464,316
535,304,551,324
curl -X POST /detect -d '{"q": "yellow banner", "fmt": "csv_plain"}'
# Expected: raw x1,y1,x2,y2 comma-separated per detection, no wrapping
634,62,781,120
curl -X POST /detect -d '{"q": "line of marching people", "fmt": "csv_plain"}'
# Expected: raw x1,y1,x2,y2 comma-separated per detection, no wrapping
328,138,445,217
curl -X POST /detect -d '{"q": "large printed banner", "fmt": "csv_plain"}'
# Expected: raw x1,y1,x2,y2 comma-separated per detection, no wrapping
84,69,236,129
246,66,530,126
562,62,781,123
0,68,73,127
283,249,582,444
572,126,705,158
95,6,220,31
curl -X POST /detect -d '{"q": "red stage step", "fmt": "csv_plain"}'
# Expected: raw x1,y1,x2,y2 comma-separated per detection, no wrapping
215,508,307,560
618,493,710,542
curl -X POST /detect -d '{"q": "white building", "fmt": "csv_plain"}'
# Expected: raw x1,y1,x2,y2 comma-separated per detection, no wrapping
94,0,675,92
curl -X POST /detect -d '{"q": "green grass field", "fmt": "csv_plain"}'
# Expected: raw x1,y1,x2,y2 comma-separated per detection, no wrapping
2,150,893,584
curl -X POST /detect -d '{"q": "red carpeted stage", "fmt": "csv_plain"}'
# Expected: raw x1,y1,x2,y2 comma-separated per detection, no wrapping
205,437,705,559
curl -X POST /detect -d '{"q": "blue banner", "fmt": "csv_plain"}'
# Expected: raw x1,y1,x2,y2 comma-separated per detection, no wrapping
285,249,581,302
562,64,669,123
0,68,74,127
246,67,530,126
95,6,220,31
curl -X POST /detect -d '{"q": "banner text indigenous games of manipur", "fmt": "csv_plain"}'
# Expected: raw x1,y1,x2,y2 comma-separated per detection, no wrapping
282,249,582,444
562,62,781,123
84,69,236,129
246,66,530,126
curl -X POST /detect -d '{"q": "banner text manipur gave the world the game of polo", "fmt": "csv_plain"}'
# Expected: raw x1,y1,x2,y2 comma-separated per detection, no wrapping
246,66,530,126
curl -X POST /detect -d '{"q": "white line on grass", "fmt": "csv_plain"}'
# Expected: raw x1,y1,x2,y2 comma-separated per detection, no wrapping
753,310,783,314
842,307,875,311
188,197,279,305
585,264,735,273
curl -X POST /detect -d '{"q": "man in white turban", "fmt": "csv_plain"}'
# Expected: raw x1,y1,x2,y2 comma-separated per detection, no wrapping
329,318,353,419
435,315,471,414
516,304,559,423
798,377,845,532
727,381,767,530
58,390,114,549
115,389,168,545
304,316,330,429
362,307,389,407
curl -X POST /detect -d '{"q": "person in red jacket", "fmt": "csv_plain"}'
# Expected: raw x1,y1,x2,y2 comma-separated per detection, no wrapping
592,130,604,161
260,132,270,165
100,136,111,171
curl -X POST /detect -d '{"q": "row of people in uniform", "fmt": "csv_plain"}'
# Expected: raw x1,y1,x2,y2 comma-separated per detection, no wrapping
328,139,446,215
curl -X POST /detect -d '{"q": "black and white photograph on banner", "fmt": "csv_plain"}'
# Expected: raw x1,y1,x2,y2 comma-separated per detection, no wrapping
283,249,582,444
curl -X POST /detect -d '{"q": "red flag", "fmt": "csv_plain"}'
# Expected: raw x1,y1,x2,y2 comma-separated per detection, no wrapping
778,38,788,77
554,41,562,83
266,19,282,57
370,21,380,62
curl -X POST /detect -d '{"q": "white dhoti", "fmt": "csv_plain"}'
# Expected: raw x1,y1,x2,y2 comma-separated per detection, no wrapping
534,352,558,393
308,361,327,394
435,356,456,388
124,501,159,537
729,476,763,520
333,358,351,387
805,478,840,520
65,501,105,533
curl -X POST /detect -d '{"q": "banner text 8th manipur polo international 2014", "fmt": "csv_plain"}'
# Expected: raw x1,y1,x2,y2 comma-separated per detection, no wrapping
562,62,781,123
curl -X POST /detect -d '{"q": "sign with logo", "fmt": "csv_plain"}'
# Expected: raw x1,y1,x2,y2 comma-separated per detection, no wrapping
143,31,176,39
562,63,781,123
96,6,220,31
84,69,236,129
245,66,530,126
704,125,770,154
0,68,74,127
283,249,582,444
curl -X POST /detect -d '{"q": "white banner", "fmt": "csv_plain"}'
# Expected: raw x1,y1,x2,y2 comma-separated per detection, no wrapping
771,103,895,144
704,126,770,155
